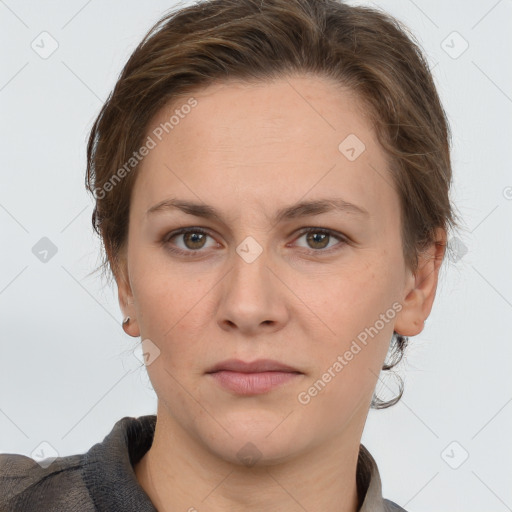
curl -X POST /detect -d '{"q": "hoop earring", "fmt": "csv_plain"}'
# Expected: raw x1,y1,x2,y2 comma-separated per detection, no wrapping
122,317,131,333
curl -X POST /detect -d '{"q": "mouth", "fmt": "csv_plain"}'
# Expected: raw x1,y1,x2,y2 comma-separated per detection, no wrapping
206,358,302,374
206,359,303,395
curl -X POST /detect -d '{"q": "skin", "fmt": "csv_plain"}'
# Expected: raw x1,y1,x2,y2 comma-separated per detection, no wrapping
116,74,446,512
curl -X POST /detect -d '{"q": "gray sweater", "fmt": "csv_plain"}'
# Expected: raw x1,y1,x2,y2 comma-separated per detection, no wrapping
0,415,407,511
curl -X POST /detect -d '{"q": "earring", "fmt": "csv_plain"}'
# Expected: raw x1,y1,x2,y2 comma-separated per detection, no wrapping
122,316,130,325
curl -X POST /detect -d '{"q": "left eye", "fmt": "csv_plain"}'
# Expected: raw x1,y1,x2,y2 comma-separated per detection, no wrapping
293,228,346,252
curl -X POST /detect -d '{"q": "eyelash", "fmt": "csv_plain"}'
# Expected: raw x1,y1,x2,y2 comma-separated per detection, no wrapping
161,227,349,258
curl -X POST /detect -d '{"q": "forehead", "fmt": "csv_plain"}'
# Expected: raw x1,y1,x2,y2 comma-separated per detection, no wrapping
132,75,397,225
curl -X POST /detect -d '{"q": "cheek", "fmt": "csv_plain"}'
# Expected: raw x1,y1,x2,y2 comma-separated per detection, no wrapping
301,255,400,394
297,303,394,429
130,265,215,371
130,249,207,331
315,256,397,336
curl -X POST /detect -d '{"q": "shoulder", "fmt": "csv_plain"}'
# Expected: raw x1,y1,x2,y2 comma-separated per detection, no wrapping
0,451,94,511
384,498,408,511
0,415,157,512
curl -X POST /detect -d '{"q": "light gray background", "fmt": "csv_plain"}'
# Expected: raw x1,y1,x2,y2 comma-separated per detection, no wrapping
1,1,511,510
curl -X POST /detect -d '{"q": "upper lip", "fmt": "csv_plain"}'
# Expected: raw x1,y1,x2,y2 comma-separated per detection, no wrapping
206,358,302,374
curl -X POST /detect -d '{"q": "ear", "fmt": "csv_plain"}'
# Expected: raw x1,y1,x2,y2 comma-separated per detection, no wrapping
115,253,141,338
394,227,447,337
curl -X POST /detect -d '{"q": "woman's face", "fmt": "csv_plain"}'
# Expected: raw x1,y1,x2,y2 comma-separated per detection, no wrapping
119,75,428,465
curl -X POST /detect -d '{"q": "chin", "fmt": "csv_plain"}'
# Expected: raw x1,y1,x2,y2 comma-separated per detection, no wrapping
208,435,304,469
197,411,310,467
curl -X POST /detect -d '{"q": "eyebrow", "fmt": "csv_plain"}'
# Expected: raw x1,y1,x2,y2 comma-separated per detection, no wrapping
146,197,369,223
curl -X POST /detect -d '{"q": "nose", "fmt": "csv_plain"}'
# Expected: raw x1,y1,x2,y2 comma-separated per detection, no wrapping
216,243,289,336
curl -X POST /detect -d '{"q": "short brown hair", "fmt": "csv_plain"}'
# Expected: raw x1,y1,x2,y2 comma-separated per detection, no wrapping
85,0,459,408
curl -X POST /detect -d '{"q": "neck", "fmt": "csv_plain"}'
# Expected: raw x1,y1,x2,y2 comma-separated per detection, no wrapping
135,408,363,512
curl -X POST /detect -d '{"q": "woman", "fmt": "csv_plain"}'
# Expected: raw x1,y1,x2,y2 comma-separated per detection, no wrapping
0,0,457,510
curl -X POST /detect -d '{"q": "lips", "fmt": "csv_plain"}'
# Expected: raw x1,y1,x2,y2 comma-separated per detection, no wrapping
206,358,302,374
206,359,303,395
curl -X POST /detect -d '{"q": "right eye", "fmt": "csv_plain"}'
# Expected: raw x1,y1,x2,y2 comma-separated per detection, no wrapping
162,227,220,256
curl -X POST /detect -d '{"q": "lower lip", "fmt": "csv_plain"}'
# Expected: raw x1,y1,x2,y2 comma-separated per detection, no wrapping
208,371,301,395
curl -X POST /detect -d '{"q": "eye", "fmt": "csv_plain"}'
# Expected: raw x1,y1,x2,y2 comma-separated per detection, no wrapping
162,227,218,256
292,228,348,254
